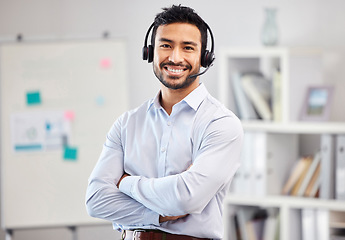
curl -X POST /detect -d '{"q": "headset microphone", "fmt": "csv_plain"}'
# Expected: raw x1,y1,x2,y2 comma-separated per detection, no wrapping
187,63,213,79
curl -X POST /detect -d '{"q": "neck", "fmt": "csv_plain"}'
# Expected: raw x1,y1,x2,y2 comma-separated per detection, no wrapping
159,82,199,115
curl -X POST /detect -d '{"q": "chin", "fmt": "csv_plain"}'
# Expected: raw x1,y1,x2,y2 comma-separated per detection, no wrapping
162,75,196,90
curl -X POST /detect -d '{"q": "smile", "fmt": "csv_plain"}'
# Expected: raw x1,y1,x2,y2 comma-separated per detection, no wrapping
162,63,190,76
166,67,184,73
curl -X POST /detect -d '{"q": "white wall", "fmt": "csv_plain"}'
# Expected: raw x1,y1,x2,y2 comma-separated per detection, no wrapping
1,0,345,113
1,0,345,239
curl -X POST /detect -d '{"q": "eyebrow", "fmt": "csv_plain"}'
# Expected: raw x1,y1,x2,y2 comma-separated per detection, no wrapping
158,38,198,46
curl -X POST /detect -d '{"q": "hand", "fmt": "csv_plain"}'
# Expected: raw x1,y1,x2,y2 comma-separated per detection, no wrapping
116,172,130,188
159,214,188,223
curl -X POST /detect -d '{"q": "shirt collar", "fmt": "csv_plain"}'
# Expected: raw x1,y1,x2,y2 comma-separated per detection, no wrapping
147,83,208,112
147,91,162,112
182,83,208,111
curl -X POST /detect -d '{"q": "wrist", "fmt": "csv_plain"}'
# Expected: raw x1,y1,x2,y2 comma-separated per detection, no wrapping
117,173,129,188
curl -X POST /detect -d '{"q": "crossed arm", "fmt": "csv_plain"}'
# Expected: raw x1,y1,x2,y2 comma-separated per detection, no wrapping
116,172,188,223
86,115,243,227
86,144,190,226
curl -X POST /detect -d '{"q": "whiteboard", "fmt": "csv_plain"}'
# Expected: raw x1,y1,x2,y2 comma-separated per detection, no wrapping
0,40,128,229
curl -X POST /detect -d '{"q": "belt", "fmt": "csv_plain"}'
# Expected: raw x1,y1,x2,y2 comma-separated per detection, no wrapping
124,230,211,240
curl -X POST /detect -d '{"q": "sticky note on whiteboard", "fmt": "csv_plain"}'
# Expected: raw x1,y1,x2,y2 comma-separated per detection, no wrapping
63,146,78,161
26,91,41,105
100,58,112,69
64,110,75,121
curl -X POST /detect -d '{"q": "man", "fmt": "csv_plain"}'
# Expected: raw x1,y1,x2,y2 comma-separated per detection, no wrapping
86,5,243,240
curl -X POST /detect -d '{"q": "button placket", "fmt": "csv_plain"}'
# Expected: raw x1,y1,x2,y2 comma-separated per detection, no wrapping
158,117,174,177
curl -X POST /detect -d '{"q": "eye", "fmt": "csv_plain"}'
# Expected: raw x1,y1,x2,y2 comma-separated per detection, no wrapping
184,46,195,51
160,44,171,49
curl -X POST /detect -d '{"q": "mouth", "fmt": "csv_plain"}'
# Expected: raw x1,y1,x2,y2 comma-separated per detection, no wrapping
162,63,190,77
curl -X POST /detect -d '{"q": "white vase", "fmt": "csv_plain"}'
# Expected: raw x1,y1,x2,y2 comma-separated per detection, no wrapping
261,8,279,46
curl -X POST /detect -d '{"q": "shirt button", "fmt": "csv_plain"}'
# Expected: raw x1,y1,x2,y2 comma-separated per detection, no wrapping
161,147,166,152
167,121,172,126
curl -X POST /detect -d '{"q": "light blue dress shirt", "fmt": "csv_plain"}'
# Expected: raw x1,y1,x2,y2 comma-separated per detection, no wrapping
86,83,243,239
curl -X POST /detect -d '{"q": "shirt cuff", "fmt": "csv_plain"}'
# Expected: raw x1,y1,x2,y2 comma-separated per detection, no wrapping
119,176,160,226
119,175,140,198
144,207,161,226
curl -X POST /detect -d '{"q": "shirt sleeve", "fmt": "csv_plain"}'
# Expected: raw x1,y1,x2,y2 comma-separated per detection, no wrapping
119,115,243,216
85,116,160,227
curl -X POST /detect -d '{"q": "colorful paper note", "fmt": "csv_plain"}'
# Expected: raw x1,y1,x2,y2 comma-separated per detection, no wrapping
63,146,78,161
100,58,111,69
96,96,105,106
26,91,41,105
64,111,75,121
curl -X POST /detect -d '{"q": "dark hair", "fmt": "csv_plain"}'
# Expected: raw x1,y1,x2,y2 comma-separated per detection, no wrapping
151,5,208,55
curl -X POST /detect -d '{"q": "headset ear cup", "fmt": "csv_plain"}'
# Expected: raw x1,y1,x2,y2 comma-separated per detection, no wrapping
142,45,154,62
148,45,154,63
201,50,210,68
207,51,215,66
201,50,215,68
142,46,148,61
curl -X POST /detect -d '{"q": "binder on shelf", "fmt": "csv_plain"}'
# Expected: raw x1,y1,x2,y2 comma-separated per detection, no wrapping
241,73,272,121
320,134,336,199
238,132,297,196
233,214,240,240
231,72,258,120
245,221,258,240
230,172,242,195
302,208,330,240
231,213,239,240
235,207,269,240
315,209,330,240
234,208,255,240
274,212,280,240
251,132,267,196
308,173,321,198
263,132,297,196
231,131,255,195
297,152,321,196
272,68,282,122
302,208,317,240
336,135,345,200
282,157,311,195
249,209,268,240
304,162,321,197
262,215,278,240
291,156,313,196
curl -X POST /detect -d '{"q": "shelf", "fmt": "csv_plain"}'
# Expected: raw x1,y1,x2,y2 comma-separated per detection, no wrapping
225,194,345,212
331,222,345,229
242,121,345,134
220,47,345,240
219,46,290,122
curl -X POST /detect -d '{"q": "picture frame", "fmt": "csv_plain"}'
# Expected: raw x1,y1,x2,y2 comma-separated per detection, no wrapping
300,86,334,121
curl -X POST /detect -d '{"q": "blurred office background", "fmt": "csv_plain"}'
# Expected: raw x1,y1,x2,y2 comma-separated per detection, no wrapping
1,0,345,239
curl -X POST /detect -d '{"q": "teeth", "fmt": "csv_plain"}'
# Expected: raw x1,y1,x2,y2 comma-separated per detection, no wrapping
167,67,183,73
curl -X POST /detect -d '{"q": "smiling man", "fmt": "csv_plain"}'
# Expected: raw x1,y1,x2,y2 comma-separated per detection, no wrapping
153,23,201,114
153,22,202,115
154,23,200,86
86,5,243,240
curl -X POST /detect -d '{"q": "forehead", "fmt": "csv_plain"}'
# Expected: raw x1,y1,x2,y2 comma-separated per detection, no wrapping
155,23,201,44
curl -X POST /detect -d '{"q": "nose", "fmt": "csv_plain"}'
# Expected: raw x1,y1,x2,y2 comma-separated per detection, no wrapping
168,48,183,63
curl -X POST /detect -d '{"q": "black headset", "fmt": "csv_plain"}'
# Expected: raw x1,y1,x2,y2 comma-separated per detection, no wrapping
142,22,215,74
